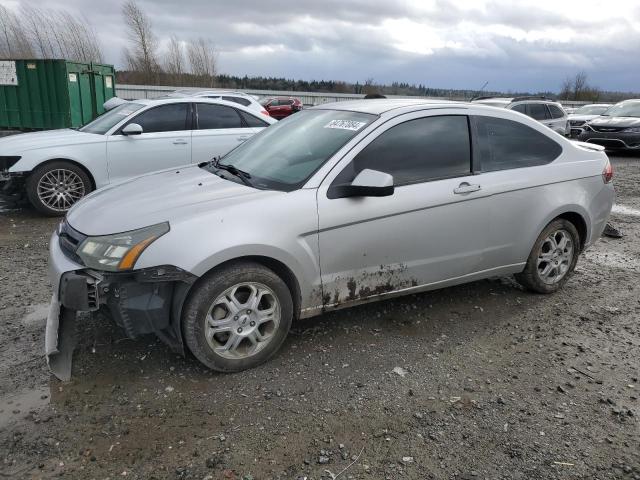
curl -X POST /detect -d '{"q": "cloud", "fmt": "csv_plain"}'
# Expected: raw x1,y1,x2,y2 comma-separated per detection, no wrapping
11,0,640,91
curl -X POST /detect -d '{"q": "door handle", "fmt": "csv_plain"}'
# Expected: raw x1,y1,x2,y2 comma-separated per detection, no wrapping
453,182,481,194
173,139,188,145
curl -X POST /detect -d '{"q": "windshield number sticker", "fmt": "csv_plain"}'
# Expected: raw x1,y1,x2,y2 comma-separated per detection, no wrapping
324,120,367,131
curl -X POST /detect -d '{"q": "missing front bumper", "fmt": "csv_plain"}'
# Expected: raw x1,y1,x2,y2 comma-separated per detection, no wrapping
46,266,197,380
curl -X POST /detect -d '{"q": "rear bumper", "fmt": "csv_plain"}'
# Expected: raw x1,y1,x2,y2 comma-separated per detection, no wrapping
46,230,197,379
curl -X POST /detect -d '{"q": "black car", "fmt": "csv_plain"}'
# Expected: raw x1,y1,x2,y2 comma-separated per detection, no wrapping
578,100,640,151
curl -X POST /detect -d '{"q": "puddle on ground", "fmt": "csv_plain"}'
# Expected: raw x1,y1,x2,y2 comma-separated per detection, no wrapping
612,204,640,217
22,303,50,327
0,385,50,428
585,250,640,271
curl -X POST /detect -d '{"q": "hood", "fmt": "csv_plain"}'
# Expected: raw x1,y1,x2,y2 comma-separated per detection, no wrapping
0,129,104,153
66,165,281,235
568,114,601,122
588,116,640,128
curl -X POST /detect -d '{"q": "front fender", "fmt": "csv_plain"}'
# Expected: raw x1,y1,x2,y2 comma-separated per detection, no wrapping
8,146,108,189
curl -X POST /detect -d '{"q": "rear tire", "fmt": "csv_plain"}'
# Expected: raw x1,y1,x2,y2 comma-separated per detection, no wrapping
515,219,580,294
182,261,293,372
26,161,92,216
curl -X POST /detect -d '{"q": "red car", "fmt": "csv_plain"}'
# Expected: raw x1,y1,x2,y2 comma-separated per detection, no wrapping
261,97,303,119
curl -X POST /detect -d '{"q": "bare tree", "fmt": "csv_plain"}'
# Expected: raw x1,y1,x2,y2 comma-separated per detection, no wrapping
560,71,601,101
0,5,33,58
19,4,50,58
1,5,102,62
362,77,380,95
164,36,185,82
187,37,217,86
122,0,160,82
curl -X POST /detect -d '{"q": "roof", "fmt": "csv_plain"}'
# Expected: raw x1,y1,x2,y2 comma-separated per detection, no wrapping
310,98,464,115
473,98,513,105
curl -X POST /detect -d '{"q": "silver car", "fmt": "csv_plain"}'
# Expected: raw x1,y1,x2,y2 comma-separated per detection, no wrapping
46,99,615,379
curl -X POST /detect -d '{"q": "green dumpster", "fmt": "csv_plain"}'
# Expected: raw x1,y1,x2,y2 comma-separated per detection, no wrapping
0,59,116,131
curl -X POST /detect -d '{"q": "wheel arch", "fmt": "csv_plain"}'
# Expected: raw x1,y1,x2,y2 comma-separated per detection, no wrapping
527,206,591,259
188,255,303,321
30,158,97,191
556,211,588,251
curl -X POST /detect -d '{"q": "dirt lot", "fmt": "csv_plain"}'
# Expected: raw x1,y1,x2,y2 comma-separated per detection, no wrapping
1,155,639,480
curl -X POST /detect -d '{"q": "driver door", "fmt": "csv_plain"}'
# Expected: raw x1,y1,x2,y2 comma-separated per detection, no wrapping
316,113,490,308
106,102,191,184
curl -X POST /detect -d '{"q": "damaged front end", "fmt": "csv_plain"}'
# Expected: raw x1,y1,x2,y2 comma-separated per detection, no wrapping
48,265,196,380
0,156,27,208
47,226,197,380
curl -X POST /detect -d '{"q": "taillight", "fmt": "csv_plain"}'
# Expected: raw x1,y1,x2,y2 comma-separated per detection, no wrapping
261,110,270,116
602,159,613,183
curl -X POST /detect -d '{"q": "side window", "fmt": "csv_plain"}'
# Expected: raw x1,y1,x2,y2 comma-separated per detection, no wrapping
238,110,269,127
222,96,251,107
528,103,551,120
196,103,242,129
333,115,471,186
548,104,565,119
511,104,527,114
475,116,562,172
129,103,188,133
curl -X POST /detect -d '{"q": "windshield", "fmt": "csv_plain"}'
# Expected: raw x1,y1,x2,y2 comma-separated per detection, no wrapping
574,105,610,115
602,101,640,118
206,109,376,191
79,103,145,134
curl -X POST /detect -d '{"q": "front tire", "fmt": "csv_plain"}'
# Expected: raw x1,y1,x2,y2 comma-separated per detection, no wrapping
515,219,580,294
182,261,294,372
26,161,92,216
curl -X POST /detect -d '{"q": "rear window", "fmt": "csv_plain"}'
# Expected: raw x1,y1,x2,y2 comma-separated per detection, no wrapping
475,116,562,171
222,96,251,107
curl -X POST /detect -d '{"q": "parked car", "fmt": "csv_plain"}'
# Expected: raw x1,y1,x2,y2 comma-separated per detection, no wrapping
260,97,303,119
472,96,569,135
567,104,612,137
578,99,640,151
166,90,270,117
46,99,614,379
0,98,276,215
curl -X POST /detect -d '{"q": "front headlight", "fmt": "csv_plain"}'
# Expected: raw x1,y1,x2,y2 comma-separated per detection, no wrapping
76,222,169,272
623,127,640,133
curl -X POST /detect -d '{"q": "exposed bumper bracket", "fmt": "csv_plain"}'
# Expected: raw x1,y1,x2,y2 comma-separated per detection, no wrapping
46,306,77,382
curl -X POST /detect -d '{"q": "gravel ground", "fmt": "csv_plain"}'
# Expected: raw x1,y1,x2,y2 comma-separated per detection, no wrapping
0,155,639,480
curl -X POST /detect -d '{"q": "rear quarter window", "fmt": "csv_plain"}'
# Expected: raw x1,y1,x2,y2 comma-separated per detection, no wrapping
474,116,562,172
548,104,566,119
239,110,269,127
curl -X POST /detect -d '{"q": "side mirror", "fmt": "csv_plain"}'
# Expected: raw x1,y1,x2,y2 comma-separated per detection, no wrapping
122,123,143,136
328,169,394,199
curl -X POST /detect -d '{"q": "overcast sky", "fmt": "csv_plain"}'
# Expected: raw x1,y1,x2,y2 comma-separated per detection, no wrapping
6,0,640,92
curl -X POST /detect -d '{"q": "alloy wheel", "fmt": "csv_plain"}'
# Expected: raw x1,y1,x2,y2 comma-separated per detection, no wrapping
37,169,86,212
205,282,280,359
536,229,573,285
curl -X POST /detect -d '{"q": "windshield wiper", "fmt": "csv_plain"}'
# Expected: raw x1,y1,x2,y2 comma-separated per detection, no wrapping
210,156,253,187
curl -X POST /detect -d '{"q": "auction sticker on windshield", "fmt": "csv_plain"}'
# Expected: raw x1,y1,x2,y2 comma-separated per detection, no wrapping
324,119,367,131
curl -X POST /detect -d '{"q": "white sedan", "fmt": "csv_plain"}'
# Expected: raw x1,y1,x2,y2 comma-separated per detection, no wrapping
0,98,276,215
